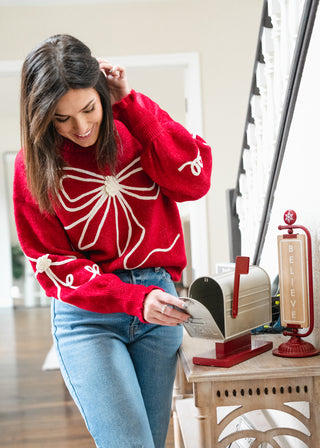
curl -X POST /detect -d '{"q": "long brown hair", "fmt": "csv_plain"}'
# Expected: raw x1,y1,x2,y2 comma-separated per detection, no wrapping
20,34,118,212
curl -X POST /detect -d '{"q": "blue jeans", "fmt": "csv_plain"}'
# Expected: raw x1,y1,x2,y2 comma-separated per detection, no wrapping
51,267,183,448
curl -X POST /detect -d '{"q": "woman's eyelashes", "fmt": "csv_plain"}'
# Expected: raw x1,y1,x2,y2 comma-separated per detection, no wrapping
55,116,69,123
84,106,95,114
54,106,95,123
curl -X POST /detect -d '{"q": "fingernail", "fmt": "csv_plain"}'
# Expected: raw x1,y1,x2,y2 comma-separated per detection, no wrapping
182,303,188,309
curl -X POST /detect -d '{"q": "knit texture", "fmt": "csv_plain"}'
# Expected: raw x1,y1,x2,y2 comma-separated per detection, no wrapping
14,90,212,321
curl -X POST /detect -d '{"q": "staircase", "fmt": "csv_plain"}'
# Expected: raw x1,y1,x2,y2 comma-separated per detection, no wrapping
228,0,318,265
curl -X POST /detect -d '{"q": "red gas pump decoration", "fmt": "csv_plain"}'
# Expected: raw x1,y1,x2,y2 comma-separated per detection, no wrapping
273,210,320,357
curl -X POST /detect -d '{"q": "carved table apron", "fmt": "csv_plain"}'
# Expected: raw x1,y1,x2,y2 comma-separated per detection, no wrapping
173,332,320,448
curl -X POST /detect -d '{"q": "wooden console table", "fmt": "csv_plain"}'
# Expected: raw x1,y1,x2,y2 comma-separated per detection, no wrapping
173,332,320,447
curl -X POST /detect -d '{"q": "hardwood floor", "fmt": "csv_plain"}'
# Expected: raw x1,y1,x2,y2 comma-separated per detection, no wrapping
0,307,174,448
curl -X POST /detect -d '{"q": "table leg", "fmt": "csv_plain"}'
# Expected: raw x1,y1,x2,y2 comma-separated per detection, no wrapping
310,375,320,444
193,382,213,447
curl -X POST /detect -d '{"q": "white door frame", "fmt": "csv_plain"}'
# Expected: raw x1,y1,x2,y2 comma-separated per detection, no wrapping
0,53,209,307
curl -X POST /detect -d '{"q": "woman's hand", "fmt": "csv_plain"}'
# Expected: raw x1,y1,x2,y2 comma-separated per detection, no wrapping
98,59,130,105
143,289,190,326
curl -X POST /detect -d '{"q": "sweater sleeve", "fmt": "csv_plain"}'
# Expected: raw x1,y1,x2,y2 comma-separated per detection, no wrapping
112,90,212,202
13,152,156,321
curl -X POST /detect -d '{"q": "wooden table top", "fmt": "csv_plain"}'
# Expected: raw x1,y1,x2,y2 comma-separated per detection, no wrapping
179,331,320,383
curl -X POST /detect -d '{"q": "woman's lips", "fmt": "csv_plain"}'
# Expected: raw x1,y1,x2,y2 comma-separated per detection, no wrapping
75,127,93,139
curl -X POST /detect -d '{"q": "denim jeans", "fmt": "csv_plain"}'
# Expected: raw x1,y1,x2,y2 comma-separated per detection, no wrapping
51,267,183,448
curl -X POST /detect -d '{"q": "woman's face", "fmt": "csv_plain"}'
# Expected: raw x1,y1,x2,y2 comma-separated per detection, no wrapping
53,88,103,147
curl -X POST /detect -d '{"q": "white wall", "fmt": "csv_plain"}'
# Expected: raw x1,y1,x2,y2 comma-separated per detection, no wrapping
260,8,320,347
0,0,264,305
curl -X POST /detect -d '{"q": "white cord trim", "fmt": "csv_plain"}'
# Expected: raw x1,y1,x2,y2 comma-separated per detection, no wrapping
28,254,101,300
57,157,179,269
178,149,203,176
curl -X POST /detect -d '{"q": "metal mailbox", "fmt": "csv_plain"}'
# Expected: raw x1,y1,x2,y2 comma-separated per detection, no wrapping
184,260,272,342
183,257,273,367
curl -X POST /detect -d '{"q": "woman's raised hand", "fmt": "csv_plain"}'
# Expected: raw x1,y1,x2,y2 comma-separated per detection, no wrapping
98,59,130,105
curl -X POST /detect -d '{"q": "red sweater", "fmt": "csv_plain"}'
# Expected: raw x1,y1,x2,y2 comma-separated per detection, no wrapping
13,90,212,322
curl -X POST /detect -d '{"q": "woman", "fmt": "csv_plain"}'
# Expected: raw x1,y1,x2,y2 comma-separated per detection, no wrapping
14,34,212,447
